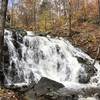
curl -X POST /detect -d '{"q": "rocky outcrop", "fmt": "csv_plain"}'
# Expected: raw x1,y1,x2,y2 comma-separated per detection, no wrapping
57,85,100,98
24,77,78,100
77,57,97,83
34,77,64,96
1,29,27,85
24,77,64,100
0,42,9,85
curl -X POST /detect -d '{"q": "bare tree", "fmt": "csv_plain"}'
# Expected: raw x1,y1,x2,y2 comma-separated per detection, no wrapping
98,0,100,20
10,0,15,27
68,0,72,36
0,0,8,85
0,0,8,63
83,0,87,21
32,0,37,32
62,0,68,22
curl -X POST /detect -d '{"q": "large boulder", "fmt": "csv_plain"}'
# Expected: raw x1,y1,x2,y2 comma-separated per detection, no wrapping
34,77,64,96
24,77,65,100
24,77,78,100
3,29,25,85
77,57,97,83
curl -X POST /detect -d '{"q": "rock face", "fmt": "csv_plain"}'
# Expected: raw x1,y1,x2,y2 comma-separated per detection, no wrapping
24,77,64,100
0,42,9,85
24,77,78,100
2,29,27,85
34,77,64,96
77,57,97,83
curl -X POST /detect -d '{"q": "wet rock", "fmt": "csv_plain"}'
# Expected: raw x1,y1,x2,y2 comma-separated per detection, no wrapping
0,43,10,85
77,57,97,83
77,57,87,64
18,48,22,60
7,28,27,37
7,28,27,44
25,77,79,100
56,45,60,54
0,65,5,85
34,77,64,96
15,29,27,37
24,89,36,100
35,32,49,36
11,31,22,52
3,43,9,64
13,40,20,49
24,40,29,47
39,50,46,60
36,95,67,100
78,69,90,83
45,92,78,100
34,52,39,64
30,77,76,100
24,89,69,100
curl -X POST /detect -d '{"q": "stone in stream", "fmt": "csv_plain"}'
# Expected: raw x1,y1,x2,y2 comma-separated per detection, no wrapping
24,77,78,100
34,77,64,96
77,57,97,83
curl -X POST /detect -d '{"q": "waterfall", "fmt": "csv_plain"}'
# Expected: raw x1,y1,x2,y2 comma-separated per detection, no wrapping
4,29,100,89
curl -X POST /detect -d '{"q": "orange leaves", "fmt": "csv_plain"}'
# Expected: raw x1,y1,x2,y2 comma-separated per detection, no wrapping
0,89,18,100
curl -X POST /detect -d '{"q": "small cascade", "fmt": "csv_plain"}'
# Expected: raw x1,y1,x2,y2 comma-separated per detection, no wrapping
3,29,100,99
3,30,100,86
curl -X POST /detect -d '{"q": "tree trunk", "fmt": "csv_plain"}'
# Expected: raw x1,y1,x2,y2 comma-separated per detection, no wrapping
11,0,15,27
44,16,47,31
0,0,8,84
83,0,87,21
32,0,37,33
68,1,72,36
98,0,100,20
62,0,67,23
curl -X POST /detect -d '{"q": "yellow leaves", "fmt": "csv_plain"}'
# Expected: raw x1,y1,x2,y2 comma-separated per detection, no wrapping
87,34,96,43
0,89,18,100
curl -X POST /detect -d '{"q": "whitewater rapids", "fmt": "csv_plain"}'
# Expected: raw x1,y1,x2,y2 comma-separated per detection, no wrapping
4,30,100,100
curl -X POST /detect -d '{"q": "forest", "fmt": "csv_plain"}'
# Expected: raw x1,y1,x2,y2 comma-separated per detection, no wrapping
5,0,100,59
0,0,100,100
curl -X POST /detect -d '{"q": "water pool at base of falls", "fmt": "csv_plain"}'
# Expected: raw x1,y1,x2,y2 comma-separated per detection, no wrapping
3,30,100,100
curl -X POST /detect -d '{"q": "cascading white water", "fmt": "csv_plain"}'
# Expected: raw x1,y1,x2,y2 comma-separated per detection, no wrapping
4,30,100,99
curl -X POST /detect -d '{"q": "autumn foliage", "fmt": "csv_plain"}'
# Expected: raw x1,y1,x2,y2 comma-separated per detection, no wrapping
7,0,100,31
